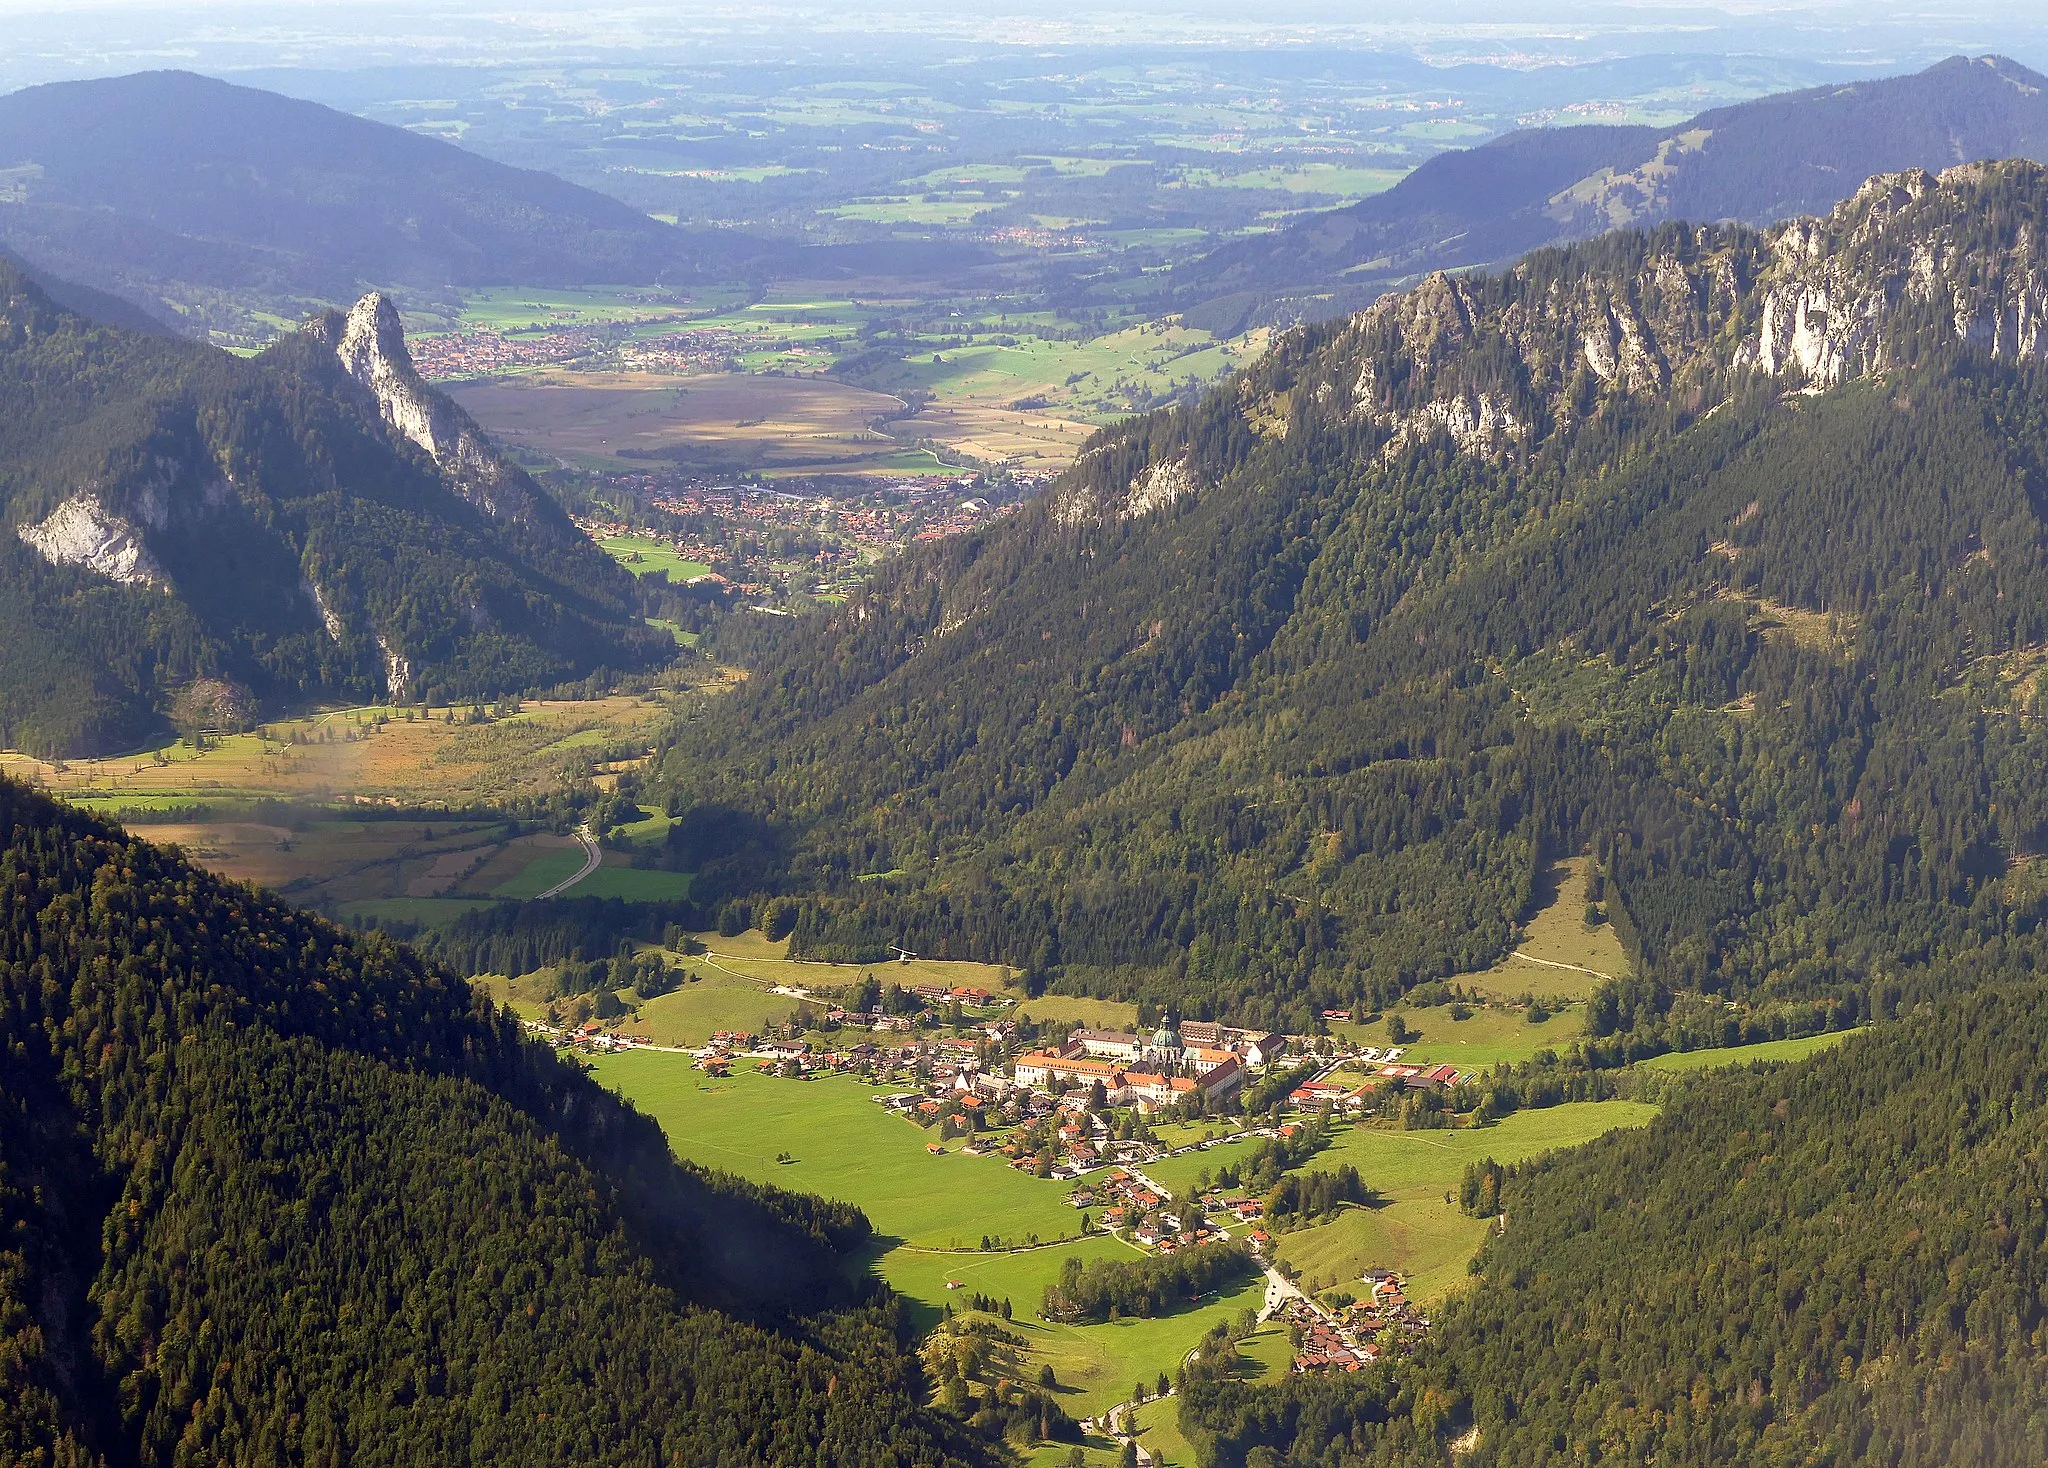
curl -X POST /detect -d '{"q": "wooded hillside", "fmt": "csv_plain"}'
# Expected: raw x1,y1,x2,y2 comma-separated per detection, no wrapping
0,260,667,754
0,776,982,1467
659,161,2048,1050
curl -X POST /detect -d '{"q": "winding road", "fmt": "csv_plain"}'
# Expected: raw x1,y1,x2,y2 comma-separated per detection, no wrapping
536,824,601,898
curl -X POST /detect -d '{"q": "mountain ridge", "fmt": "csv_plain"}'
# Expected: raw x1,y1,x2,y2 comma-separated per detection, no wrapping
661,157,2048,1042
0,70,772,336
1177,54,2048,331
0,260,667,754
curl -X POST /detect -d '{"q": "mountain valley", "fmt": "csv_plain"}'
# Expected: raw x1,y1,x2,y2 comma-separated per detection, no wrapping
7,24,2048,1468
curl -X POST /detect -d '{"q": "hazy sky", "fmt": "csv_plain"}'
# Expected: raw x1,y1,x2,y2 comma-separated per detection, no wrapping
2,0,2047,84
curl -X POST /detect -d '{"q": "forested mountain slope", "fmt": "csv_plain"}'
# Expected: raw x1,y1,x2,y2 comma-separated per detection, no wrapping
0,777,983,1467
1176,54,2048,329
0,264,666,754
1180,979,2048,1466
0,70,756,324
668,159,2048,1038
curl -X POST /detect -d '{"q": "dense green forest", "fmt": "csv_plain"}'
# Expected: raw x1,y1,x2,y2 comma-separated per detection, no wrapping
0,776,985,1466
652,161,2048,1052
0,260,667,754
1177,978,2048,1466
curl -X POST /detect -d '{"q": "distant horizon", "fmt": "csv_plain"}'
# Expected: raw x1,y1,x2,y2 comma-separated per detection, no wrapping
0,0,2042,82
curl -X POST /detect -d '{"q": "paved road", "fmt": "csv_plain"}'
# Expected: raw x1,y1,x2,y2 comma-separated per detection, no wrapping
536,824,601,898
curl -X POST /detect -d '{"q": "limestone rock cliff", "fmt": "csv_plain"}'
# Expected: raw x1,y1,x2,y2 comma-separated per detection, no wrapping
18,494,164,586
313,293,537,522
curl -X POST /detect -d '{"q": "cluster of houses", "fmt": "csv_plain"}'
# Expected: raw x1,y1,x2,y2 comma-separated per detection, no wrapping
1347,1271,1431,1351
1279,1271,1434,1374
1282,1295,1376,1372
1010,1022,1287,1109
1068,1169,1229,1253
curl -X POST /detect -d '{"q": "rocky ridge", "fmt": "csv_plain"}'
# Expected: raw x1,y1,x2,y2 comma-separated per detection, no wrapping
1063,160,2048,527
314,292,538,523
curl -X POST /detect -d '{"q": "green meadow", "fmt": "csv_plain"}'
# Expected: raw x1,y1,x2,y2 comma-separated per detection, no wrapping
1144,1101,1655,1302
597,534,714,582
595,1055,1271,1415
489,846,587,898
1333,1001,1587,1068
1638,1030,1854,1071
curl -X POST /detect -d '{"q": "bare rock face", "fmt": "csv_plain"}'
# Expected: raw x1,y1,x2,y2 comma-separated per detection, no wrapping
316,293,527,521
1053,453,1206,527
18,494,164,586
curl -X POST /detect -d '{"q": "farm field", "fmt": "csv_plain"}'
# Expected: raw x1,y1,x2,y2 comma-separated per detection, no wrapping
135,816,620,921
0,693,691,922
448,369,916,475
1638,1029,1855,1071
0,694,676,813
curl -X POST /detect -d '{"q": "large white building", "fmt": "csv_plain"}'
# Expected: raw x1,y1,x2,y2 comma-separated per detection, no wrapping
1071,1029,1142,1061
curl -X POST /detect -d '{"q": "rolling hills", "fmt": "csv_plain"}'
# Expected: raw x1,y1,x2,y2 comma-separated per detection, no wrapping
663,159,2048,1045
1176,54,2048,330
0,70,764,335
0,260,669,755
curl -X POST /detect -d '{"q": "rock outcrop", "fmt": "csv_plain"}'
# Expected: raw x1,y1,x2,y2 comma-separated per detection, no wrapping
314,293,532,521
18,494,163,586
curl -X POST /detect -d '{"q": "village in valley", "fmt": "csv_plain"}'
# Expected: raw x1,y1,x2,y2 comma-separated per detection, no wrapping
549,972,1485,1385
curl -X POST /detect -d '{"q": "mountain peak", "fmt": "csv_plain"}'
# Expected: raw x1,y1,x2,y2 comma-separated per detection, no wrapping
334,290,414,379
312,292,532,522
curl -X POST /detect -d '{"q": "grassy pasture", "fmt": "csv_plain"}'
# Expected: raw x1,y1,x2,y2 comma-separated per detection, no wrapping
1014,994,1142,1030
594,1056,1081,1249
598,533,713,581
673,931,1014,1000
574,861,694,902
1143,1102,1655,1303
1637,1030,1853,1071
614,969,799,1046
1462,857,1627,1000
1278,1103,1656,1300
488,842,588,899
1341,1002,1587,1069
